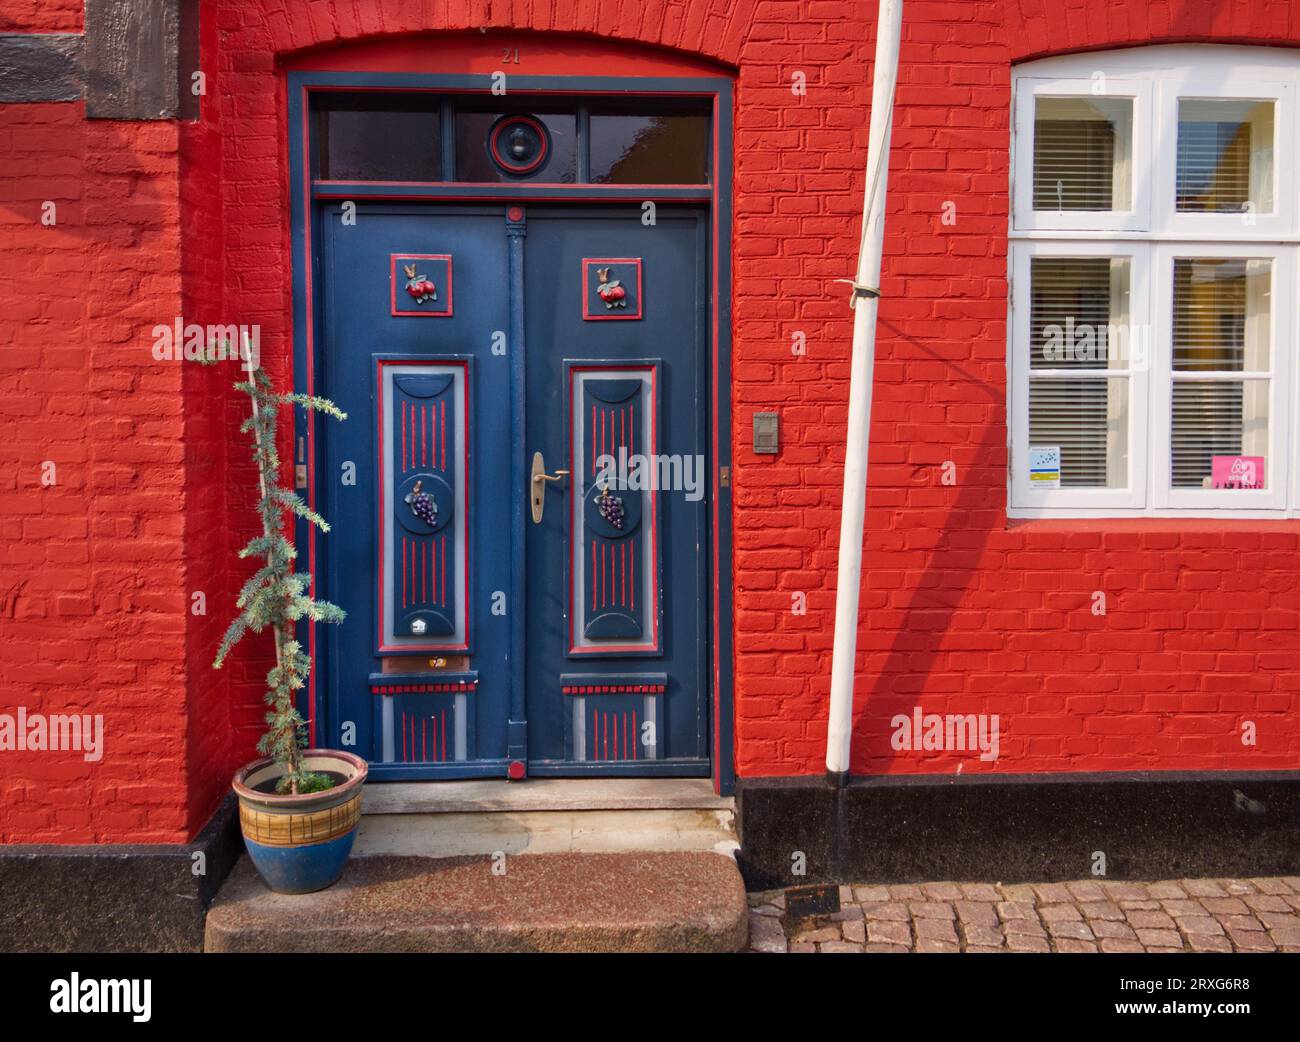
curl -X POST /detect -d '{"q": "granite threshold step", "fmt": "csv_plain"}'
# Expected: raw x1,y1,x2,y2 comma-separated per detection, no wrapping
205,851,749,953
362,777,733,814
353,778,740,860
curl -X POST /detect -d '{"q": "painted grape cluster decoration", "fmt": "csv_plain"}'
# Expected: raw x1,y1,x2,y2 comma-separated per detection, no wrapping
406,480,438,525
597,485,625,529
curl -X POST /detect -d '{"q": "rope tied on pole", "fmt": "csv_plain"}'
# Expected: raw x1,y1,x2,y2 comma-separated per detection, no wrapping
835,279,882,308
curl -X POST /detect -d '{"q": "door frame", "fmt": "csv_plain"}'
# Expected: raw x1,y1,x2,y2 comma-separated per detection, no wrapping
287,69,736,793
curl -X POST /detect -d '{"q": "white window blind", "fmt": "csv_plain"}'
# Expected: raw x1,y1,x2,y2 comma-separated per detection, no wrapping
1170,258,1271,488
1175,99,1274,214
1032,97,1133,212
1028,257,1131,488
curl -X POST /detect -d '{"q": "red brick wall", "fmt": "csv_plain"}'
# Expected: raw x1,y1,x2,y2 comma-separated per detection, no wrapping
180,0,240,837
5,1,1300,844
0,1,81,32
0,102,192,841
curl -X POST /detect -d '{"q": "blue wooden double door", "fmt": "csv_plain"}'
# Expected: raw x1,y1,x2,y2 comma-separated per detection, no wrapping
318,204,709,779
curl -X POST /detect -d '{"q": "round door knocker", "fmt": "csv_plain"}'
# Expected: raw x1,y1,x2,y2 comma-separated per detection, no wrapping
489,115,550,176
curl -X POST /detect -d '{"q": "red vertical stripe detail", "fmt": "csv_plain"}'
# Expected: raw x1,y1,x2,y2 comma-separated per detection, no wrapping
622,713,628,761
620,406,625,453
441,534,447,606
603,712,609,761
592,540,598,610
422,717,428,761
591,404,596,475
429,399,436,472
440,399,446,472
402,711,408,762
630,540,635,611
402,538,407,609
401,400,407,471
633,710,638,760
423,404,429,467
441,710,448,763
422,540,428,603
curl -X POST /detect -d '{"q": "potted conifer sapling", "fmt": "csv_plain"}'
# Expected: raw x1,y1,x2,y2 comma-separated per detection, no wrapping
215,353,365,894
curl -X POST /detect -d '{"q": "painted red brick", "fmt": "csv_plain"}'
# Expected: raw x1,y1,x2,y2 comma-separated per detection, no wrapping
4,2,1300,845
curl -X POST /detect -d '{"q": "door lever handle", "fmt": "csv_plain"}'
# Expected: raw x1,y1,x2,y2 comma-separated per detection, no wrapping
529,451,568,523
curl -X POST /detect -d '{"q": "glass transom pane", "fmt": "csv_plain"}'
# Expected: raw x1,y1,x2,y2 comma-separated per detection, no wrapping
589,112,710,184
316,95,440,181
1176,99,1274,213
454,109,578,183
1033,96,1133,212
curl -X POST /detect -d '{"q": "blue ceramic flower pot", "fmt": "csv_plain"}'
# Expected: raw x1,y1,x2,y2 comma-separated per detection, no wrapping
232,749,368,895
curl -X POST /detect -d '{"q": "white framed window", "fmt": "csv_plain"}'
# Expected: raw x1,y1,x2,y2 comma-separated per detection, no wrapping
1012,76,1152,232
1010,46,1300,518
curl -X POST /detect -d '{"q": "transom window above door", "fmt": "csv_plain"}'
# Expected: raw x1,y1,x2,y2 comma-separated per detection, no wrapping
1010,46,1300,517
312,92,712,185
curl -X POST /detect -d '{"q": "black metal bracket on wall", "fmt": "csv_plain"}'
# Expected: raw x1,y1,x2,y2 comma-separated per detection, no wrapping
0,0,199,119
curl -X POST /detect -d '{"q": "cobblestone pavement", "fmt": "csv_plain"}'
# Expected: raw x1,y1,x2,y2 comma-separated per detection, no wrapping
748,877,1300,953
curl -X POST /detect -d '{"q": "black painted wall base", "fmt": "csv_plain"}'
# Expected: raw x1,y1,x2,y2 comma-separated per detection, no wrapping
736,771,1300,891
0,795,242,953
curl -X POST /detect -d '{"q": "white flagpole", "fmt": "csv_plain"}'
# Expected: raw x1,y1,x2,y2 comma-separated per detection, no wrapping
826,0,904,779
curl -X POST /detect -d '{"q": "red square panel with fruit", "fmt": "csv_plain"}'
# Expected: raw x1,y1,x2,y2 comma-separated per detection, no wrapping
583,258,643,321
391,254,453,317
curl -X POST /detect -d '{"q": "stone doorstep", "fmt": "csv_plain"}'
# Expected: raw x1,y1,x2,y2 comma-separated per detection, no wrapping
204,851,749,953
355,808,739,859
351,780,739,860
362,778,734,814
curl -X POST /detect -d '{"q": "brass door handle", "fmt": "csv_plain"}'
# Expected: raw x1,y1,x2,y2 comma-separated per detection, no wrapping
530,452,568,523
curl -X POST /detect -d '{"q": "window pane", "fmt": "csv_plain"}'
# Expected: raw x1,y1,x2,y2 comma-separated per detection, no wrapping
1176,99,1274,213
315,95,440,181
1030,257,1134,369
454,110,577,182
589,112,710,184
1033,97,1132,211
1172,258,1271,372
1171,380,1269,488
1029,378,1130,488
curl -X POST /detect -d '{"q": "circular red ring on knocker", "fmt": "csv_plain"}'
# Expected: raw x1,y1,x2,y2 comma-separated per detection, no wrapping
489,115,550,176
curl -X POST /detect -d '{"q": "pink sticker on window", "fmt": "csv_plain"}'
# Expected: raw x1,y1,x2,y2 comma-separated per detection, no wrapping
1210,455,1265,490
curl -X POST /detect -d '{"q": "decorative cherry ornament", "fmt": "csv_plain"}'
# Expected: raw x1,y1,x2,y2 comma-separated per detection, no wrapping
595,267,627,309
403,263,438,305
